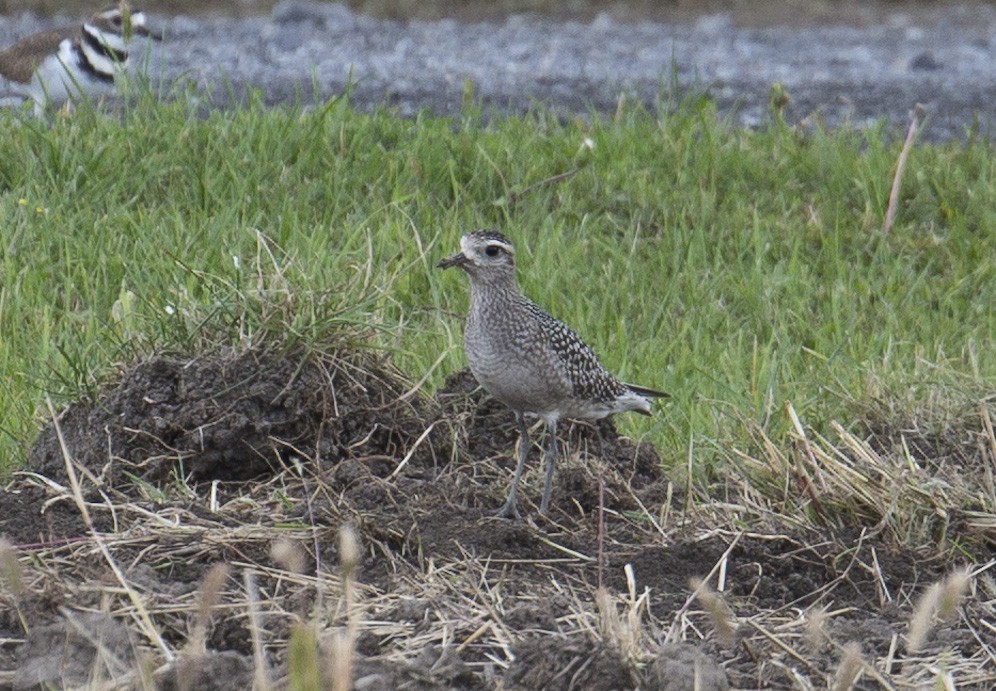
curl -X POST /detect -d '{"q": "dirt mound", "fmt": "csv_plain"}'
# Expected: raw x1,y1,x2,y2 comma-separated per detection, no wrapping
27,348,427,487
1,347,992,689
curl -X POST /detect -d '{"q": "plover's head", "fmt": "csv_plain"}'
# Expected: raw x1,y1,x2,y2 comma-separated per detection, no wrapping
437,230,517,282
84,4,159,55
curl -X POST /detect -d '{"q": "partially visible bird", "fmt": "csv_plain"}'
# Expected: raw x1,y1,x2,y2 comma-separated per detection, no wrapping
438,229,668,518
0,3,158,116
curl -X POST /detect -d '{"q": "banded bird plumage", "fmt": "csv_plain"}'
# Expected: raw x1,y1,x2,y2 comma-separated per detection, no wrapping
438,229,668,519
0,4,157,116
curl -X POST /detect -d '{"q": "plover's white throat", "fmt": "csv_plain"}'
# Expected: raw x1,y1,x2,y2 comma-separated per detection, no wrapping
0,4,158,116
438,229,668,519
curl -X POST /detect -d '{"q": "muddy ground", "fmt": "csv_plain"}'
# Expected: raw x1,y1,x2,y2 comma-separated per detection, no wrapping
0,347,993,689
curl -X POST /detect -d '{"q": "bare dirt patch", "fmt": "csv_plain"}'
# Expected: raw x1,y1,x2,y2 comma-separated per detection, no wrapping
1,347,993,689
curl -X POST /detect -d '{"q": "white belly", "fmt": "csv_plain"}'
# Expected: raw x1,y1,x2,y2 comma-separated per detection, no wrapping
28,40,118,107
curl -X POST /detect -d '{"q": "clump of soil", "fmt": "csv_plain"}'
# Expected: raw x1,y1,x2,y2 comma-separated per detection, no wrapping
158,650,254,691
646,643,729,691
12,612,136,689
1,346,992,689
505,637,638,690
27,348,428,487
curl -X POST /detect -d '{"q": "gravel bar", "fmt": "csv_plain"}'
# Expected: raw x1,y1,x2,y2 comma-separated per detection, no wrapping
2,0,995,140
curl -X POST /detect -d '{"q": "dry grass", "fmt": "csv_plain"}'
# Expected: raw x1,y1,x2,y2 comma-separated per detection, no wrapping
1,360,995,689
732,399,996,553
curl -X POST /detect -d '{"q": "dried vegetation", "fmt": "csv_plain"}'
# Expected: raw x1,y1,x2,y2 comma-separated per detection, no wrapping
0,344,994,689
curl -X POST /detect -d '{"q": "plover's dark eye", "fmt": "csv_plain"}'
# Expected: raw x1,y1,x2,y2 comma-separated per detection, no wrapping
485,245,501,257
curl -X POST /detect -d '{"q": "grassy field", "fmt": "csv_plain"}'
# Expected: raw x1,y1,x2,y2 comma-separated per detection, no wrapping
2,92,996,687
3,92,996,475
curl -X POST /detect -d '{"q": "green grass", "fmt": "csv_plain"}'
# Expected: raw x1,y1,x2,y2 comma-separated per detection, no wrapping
2,90,996,484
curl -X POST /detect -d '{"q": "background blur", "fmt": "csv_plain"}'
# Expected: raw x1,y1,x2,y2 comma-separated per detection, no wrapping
0,0,982,25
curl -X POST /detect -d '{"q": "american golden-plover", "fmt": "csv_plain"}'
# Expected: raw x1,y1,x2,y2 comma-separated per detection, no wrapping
438,229,667,518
